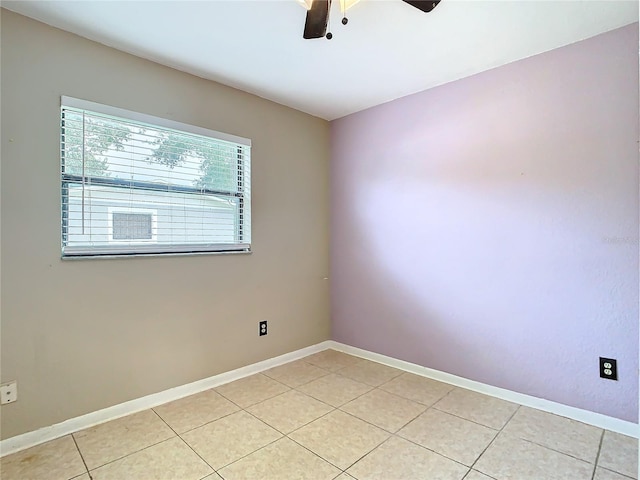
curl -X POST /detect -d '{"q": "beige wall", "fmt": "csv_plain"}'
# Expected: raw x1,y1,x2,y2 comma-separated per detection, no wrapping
0,10,330,439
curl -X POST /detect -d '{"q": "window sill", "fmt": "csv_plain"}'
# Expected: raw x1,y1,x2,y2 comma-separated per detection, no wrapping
61,249,252,261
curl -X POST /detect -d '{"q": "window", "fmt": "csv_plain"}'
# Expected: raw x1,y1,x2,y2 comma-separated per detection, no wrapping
60,97,251,257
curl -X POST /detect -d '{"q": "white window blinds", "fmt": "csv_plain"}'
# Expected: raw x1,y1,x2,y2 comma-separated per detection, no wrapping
60,97,251,258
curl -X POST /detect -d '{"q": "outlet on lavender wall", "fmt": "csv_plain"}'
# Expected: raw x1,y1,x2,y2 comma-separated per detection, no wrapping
330,24,639,422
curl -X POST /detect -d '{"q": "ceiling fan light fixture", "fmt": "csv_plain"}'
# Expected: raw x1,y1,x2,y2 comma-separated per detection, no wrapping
340,0,362,11
297,0,361,11
296,0,314,10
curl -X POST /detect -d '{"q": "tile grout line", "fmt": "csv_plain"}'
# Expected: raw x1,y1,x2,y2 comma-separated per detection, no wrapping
333,385,446,437
596,466,637,480
326,383,461,459
428,405,504,431
167,407,241,436
467,403,522,474
219,364,378,474
213,373,293,410
9,350,634,480
312,380,376,406
520,436,601,466
391,430,474,472
332,370,404,391
468,405,604,478
300,350,367,373
197,371,347,472
285,430,347,473
245,400,337,438
70,434,93,480
339,434,392,474
331,345,638,438
591,430,605,480
461,468,499,480
149,409,219,476
305,379,493,475
74,431,177,474
147,359,342,477
372,378,507,477
262,355,394,475
206,388,340,471
436,400,604,468
284,391,392,473
239,385,338,436
336,404,398,435
261,360,334,387
427,385,524,432
492,407,605,469
363,382,513,476
296,382,375,408
284,381,393,473
214,432,283,473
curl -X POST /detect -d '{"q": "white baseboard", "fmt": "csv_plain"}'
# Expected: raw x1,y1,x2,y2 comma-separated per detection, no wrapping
328,341,639,438
0,341,333,457
2,339,637,458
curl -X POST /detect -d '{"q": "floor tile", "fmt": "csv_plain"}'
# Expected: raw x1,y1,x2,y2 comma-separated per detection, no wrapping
303,349,363,371
433,388,518,429
399,408,497,466
263,359,329,387
7,354,638,480
341,389,426,432
598,431,639,479
290,410,390,469
0,435,86,480
594,467,637,480
502,406,602,462
298,373,373,407
247,389,333,433
380,372,454,406
181,410,282,469
215,373,289,408
346,436,468,480
337,359,403,387
90,437,212,480
153,388,239,433
218,437,340,480
464,471,494,480
73,409,174,470
474,433,593,480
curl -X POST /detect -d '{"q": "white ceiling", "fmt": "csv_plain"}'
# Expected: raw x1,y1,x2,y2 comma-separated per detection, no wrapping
4,0,638,120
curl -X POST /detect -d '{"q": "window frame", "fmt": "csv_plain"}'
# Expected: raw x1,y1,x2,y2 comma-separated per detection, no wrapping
60,96,252,259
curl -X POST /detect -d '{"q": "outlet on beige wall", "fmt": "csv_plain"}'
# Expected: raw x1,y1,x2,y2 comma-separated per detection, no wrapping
0,10,331,439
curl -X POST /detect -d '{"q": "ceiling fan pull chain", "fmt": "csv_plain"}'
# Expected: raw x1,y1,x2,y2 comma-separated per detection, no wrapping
341,0,348,25
326,0,333,39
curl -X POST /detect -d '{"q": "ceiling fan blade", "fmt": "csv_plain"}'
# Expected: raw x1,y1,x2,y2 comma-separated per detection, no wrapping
303,0,332,39
402,0,441,13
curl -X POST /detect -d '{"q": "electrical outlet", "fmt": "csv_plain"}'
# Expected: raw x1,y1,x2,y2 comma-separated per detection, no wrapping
1,381,17,404
259,320,268,336
600,357,618,380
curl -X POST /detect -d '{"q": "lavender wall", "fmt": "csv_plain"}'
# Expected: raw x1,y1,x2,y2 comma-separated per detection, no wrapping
331,24,639,422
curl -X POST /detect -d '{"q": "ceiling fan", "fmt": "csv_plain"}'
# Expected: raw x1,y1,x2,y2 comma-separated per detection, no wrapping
302,0,441,40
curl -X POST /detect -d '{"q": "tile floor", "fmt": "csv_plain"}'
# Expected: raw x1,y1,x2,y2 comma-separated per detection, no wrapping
1,349,638,480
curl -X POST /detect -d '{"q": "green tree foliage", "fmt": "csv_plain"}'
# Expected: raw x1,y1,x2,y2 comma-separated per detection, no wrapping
62,110,240,193
147,132,239,193
62,111,132,177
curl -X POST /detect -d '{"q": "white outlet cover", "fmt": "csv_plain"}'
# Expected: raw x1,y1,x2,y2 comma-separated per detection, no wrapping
1,381,17,404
